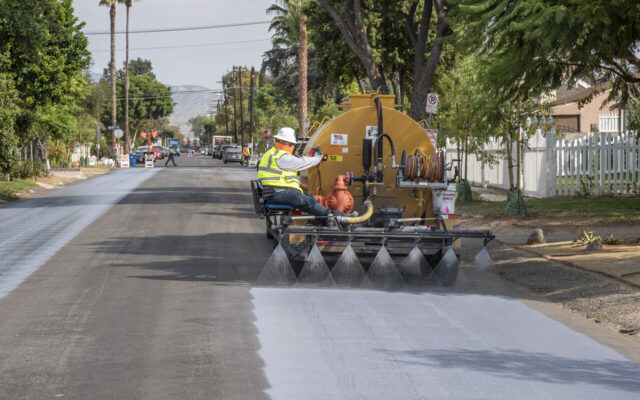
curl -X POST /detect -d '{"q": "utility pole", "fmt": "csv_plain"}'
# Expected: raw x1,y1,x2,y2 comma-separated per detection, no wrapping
232,66,238,143
249,66,255,151
239,66,244,146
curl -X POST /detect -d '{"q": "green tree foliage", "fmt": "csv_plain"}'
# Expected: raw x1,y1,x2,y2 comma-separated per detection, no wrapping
0,73,20,176
110,74,174,140
459,0,640,104
188,115,216,145
0,0,90,133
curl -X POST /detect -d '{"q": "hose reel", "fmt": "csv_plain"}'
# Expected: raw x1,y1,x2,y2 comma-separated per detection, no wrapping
400,150,444,182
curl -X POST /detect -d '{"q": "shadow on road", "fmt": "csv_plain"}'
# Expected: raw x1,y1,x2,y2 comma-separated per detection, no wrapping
378,347,640,392
89,232,272,283
8,187,252,208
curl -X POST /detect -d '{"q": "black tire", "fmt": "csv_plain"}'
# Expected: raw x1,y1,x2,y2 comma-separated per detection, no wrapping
224,160,227,164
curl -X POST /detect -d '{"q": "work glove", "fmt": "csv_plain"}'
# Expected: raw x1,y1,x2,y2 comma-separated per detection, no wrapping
309,146,328,161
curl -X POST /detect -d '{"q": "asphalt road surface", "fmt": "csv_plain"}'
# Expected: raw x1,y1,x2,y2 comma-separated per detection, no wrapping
0,155,639,400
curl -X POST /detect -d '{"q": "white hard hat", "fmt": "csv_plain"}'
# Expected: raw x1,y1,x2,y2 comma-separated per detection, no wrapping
273,127,297,144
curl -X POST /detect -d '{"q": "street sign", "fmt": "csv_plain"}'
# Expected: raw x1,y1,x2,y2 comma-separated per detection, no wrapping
262,130,269,139
108,125,119,130
95,125,101,142
114,129,123,139
425,93,439,114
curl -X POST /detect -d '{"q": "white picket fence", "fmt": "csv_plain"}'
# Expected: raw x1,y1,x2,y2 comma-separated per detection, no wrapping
445,130,640,197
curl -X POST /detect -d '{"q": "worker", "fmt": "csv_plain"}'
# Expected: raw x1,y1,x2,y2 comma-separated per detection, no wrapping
257,127,343,217
165,148,177,167
242,145,251,166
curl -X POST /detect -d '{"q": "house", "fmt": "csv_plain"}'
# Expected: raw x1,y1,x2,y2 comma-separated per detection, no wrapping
549,81,627,135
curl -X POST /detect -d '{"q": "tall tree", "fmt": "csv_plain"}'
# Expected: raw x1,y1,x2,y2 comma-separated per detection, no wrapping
0,0,90,169
124,0,138,153
267,0,310,136
315,0,386,92
315,0,457,121
99,0,118,154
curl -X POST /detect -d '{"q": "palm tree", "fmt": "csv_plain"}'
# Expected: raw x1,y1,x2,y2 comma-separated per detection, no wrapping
267,0,308,136
99,0,118,155
123,0,140,153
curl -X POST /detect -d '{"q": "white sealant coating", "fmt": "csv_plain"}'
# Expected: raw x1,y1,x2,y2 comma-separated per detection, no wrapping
251,288,640,400
0,168,157,299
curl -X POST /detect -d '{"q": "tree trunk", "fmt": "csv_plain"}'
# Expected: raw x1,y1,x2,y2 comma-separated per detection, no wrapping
464,113,469,181
239,66,244,145
352,66,364,94
399,66,405,112
124,3,131,153
249,66,255,142
298,15,308,137
110,4,117,156
506,135,514,188
317,0,386,92
409,1,452,122
37,138,49,172
232,67,238,143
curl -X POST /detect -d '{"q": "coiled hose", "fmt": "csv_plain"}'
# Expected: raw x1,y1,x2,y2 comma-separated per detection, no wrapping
404,150,443,182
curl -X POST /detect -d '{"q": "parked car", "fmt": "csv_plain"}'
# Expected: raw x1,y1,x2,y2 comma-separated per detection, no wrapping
213,144,225,159
218,144,237,160
223,146,243,164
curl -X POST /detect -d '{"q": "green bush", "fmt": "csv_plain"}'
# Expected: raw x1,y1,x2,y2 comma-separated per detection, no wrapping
10,160,45,179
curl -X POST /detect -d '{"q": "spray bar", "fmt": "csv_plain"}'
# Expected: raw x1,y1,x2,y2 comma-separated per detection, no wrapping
284,226,494,243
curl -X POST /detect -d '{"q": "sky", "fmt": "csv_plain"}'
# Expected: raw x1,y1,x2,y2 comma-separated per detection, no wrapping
72,0,274,90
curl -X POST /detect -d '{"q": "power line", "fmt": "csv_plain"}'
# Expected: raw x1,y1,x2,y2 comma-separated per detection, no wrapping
117,89,224,101
91,38,271,53
85,20,270,35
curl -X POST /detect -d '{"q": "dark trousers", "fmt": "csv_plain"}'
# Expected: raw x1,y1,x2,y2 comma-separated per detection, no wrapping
165,154,176,166
268,188,340,217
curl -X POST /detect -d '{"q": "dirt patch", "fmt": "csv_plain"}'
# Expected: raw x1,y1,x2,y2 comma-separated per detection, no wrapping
488,242,640,340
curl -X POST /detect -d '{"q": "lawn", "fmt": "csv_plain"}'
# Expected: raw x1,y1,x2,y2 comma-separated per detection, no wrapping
458,192,640,223
0,179,38,201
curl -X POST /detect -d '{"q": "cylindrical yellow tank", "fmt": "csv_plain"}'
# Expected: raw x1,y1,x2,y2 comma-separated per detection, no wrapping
302,94,437,221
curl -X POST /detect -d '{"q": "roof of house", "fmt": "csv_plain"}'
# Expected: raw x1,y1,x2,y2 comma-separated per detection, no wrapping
551,83,611,107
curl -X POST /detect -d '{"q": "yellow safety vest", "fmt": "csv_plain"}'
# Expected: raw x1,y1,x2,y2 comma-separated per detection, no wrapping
257,147,302,192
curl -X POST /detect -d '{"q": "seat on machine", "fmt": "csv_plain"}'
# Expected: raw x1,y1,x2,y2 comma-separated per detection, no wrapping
251,180,298,215
265,203,295,210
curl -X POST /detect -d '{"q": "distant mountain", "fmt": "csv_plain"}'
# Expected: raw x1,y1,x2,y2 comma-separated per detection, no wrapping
170,85,218,138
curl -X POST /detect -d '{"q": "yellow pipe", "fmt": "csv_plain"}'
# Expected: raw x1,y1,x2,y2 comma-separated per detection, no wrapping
337,200,373,224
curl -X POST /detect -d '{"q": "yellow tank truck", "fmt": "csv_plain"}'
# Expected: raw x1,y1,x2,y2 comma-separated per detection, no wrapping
251,93,493,286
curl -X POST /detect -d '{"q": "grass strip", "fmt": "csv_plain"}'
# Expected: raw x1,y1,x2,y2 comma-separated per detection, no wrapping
0,179,38,201
458,193,640,223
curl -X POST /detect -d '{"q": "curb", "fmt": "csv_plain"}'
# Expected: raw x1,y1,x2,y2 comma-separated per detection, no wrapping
495,239,640,291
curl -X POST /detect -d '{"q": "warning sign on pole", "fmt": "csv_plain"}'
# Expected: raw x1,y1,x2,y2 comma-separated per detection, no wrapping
425,93,439,114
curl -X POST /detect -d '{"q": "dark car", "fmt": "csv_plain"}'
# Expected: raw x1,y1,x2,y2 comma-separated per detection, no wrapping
218,144,236,160
222,146,242,164
213,144,225,159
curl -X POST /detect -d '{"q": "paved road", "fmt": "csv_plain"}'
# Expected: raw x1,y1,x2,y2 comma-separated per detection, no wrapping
0,156,638,399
